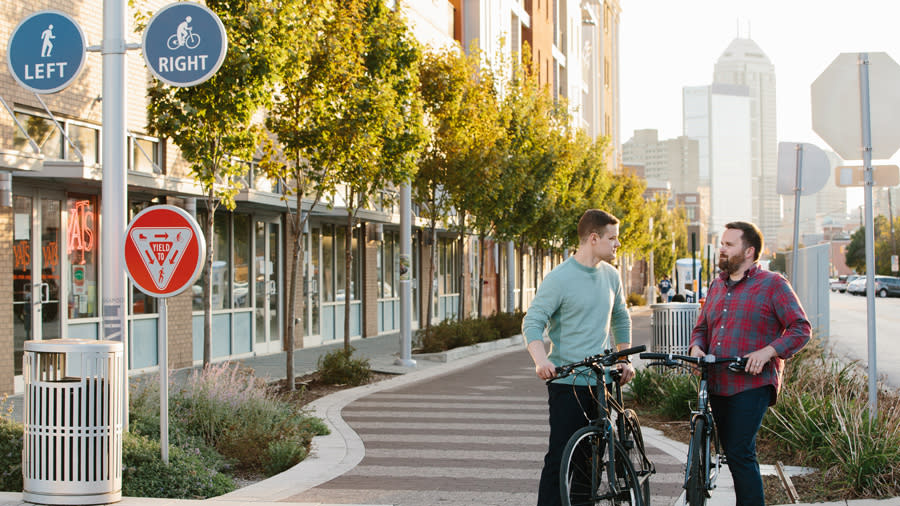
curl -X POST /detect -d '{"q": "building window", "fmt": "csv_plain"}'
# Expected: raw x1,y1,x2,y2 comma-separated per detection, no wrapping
67,195,98,319
67,123,99,165
11,111,99,164
129,134,162,174
13,112,62,158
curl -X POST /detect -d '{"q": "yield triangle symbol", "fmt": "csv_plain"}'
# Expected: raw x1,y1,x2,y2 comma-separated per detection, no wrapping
130,227,193,290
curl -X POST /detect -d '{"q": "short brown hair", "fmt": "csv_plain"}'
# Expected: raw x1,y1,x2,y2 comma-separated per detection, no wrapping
577,209,619,243
725,221,763,261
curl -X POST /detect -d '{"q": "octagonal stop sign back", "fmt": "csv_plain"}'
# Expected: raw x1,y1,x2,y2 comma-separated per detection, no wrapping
811,52,900,161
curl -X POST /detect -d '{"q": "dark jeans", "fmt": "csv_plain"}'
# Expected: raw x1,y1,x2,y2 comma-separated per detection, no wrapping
537,383,599,506
710,386,772,506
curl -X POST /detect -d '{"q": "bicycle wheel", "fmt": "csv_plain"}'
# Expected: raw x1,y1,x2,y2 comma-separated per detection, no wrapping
561,426,642,506
685,417,708,506
621,409,652,505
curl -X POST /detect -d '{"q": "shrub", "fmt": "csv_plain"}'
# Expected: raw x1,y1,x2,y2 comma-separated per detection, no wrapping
485,310,525,339
122,432,235,499
130,362,330,480
415,312,524,353
626,292,646,307
0,417,23,492
629,366,696,419
317,347,372,386
264,437,309,476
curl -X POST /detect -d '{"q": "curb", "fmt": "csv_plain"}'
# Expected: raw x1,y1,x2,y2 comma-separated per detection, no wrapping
411,335,522,363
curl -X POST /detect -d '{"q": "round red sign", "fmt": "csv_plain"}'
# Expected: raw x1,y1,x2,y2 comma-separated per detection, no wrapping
123,205,206,298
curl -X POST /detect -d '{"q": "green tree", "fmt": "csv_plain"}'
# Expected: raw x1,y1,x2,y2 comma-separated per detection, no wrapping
285,0,426,351
258,0,329,390
492,46,568,310
145,0,285,366
416,45,503,322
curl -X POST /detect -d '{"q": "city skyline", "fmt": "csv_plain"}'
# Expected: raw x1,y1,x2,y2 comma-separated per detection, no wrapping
619,0,900,212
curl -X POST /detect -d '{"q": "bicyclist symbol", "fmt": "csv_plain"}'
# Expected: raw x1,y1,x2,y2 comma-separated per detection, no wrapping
143,2,227,87
167,16,201,50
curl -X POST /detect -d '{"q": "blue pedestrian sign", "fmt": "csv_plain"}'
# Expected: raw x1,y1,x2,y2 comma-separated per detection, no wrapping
7,11,86,94
143,2,227,87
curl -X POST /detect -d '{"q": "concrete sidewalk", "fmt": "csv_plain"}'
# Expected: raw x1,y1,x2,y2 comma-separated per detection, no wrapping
0,307,895,506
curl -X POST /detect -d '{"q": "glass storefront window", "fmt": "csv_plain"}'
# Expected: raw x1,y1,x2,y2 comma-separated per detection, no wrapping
212,213,231,309
66,195,98,319
233,214,250,309
322,224,334,302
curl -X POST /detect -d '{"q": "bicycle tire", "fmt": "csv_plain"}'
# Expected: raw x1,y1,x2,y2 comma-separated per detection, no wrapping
560,426,643,506
621,409,652,505
685,417,708,506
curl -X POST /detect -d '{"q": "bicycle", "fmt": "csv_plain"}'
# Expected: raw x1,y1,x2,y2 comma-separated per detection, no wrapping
167,28,201,50
550,344,654,506
638,351,746,506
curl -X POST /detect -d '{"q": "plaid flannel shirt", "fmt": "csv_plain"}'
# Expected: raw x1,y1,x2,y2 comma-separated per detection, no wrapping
690,263,810,404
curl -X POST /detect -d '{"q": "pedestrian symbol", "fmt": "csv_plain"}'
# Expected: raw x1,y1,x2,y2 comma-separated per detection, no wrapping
129,227,193,291
7,10,87,94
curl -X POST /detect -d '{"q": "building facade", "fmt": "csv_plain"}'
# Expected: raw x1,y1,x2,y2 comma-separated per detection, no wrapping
0,0,620,396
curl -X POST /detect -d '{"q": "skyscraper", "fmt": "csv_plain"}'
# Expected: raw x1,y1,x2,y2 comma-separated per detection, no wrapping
683,84,753,236
713,37,779,251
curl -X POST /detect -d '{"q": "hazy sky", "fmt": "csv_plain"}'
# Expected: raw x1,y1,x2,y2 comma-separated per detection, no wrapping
619,0,900,210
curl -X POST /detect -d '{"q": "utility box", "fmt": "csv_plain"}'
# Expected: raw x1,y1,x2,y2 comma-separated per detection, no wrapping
22,339,123,505
650,303,700,355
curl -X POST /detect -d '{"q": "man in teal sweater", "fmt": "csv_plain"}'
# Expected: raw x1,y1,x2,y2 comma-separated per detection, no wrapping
522,209,633,506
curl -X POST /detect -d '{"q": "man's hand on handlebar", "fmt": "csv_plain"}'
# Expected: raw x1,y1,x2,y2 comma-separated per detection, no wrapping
534,357,557,381
688,345,705,376
615,361,635,385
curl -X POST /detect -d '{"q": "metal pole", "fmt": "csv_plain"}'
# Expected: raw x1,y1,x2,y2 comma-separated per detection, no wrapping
103,0,130,427
507,241,516,313
859,52,878,419
395,184,415,367
647,218,654,303
158,298,169,463
791,143,804,288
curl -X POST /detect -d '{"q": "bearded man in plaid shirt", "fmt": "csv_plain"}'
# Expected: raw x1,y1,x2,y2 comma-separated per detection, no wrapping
689,221,810,506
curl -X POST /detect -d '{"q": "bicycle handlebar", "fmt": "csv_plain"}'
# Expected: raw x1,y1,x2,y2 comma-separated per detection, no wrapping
552,344,647,381
638,351,746,372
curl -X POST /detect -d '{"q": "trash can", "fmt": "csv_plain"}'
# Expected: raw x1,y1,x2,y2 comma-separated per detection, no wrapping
22,339,123,505
650,303,701,355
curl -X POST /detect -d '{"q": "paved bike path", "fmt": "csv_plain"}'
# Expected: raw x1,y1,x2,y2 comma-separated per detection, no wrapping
284,345,687,506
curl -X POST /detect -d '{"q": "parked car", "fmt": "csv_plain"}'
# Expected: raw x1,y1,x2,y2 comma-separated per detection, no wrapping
846,275,900,297
847,277,866,295
837,274,863,293
874,275,900,297
830,274,848,292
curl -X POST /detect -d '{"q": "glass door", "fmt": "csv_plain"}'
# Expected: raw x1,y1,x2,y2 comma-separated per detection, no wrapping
254,219,282,353
13,190,64,381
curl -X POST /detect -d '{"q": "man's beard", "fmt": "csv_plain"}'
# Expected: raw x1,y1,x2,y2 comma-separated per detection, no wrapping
718,253,744,275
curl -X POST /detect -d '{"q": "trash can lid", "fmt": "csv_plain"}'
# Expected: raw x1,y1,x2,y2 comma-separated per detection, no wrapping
24,338,123,353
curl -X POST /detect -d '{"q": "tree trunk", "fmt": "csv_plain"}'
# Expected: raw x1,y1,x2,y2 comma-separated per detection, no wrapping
457,213,466,321
424,224,436,329
285,205,304,391
203,190,215,367
344,211,353,353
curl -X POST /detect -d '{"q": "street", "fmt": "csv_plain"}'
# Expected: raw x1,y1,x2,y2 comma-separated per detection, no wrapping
828,289,900,389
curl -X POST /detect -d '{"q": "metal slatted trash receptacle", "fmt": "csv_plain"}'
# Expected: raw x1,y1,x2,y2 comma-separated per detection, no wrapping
22,339,123,505
650,303,701,355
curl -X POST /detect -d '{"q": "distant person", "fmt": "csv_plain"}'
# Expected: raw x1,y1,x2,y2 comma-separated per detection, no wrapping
670,293,686,302
690,221,810,506
658,275,672,302
522,209,633,506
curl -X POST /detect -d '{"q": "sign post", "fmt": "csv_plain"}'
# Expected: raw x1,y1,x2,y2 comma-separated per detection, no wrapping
812,52,900,420
124,205,205,462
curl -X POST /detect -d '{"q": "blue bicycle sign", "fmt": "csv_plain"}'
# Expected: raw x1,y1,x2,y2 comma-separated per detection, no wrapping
143,2,227,87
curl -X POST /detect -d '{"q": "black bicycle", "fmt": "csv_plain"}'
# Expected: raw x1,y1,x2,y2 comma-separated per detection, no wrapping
638,351,746,506
551,345,654,506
